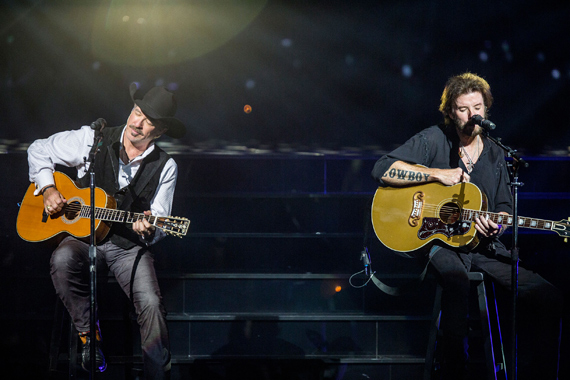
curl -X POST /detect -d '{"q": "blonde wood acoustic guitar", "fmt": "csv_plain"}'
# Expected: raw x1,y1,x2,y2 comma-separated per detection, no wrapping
371,181,570,255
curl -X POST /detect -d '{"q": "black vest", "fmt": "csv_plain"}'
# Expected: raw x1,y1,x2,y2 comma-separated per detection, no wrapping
76,125,171,249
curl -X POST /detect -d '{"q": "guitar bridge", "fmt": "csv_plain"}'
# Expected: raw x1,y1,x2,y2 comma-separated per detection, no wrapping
409,191,424,227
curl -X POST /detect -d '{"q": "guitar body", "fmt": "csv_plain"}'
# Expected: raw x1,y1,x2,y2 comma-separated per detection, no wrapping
371,182,487,254
17,172,116,243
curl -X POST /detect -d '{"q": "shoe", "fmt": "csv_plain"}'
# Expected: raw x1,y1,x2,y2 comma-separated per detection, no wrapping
79,332,107,373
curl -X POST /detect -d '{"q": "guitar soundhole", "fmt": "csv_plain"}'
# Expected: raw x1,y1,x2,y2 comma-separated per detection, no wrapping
63,201,81,221
439,202,461,224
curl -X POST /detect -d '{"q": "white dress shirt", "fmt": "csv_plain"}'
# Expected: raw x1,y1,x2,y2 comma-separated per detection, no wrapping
27,125,178,245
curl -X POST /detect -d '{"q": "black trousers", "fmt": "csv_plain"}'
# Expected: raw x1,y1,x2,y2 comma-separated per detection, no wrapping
50,236,171,379
430,246,563,380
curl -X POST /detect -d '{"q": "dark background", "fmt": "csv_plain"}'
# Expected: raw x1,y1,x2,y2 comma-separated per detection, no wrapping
1,0,570,154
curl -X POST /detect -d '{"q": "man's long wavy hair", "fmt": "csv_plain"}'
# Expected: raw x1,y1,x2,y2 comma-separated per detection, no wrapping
439,72,494,126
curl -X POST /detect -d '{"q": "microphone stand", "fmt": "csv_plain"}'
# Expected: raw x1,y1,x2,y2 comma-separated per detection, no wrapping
86,127,104,378
483,130,528,380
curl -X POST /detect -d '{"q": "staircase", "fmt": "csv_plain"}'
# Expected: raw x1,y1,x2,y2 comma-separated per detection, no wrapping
1,149,569,379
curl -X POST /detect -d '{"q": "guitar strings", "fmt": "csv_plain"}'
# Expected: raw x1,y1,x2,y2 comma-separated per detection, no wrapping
419,204,497,219
58,203,156,222
416,202,551,229
58,203,186,229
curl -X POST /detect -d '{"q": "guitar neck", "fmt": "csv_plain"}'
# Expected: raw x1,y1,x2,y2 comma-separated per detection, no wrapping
76,203,190,238
462,209,557,232
81,205,155,225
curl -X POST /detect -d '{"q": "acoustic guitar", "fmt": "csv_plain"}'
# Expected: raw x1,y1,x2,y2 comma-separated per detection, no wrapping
16,171,190,243
371,181,570,254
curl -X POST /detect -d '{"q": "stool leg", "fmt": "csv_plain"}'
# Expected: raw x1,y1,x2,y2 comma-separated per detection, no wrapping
49,297,81,379
49,297,65,375
476,279,497,380
124,299,135,380
425,284,443,380
490,282,507,380
69,321,78,379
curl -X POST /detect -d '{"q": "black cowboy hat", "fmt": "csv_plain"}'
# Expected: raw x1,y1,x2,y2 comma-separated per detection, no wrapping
129,83,186,139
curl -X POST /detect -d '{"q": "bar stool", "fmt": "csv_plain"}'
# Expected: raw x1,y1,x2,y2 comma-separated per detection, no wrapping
424,272,507,380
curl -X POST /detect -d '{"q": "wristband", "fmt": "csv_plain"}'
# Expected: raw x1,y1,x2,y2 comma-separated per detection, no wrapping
41,184,56,195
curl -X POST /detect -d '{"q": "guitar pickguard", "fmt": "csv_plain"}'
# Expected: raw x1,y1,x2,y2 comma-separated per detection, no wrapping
418,217,472,240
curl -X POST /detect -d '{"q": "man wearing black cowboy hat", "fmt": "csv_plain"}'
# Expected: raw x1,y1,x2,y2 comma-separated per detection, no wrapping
27,83,186,379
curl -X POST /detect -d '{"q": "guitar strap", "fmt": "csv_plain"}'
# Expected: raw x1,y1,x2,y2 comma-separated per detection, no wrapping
369,246,440,296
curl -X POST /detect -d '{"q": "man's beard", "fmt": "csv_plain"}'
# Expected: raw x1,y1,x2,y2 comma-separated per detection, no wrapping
454,117,483,138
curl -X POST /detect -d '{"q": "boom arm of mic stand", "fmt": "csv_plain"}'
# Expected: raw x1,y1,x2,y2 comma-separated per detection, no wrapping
484,132,528,168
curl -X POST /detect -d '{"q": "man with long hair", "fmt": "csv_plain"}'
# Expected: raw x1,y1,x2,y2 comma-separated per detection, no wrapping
372,72,562,379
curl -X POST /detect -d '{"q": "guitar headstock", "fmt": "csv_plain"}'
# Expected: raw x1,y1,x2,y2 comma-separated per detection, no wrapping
155,216,190,237
553,218,570,240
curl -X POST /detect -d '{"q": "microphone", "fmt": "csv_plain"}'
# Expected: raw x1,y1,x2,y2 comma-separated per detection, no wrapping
471,114,496,131
90,118,107,132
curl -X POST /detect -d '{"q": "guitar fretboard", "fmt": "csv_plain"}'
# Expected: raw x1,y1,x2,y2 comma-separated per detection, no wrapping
461,209,556,232
79,205,157,225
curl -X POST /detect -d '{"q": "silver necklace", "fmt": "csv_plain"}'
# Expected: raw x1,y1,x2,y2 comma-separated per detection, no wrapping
459,137,479,173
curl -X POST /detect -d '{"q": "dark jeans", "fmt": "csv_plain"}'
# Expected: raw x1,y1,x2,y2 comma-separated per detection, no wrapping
50,236,171,380
430,246,563,380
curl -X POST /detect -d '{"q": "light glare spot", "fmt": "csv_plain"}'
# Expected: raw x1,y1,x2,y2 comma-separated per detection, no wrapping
245,79,255,89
